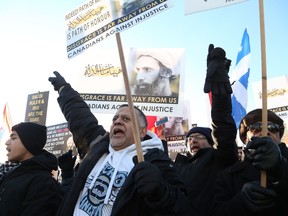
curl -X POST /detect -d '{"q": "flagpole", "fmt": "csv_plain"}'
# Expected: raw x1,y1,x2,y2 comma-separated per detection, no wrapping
115,32,144,162
3,103,13,134
258,0,267,188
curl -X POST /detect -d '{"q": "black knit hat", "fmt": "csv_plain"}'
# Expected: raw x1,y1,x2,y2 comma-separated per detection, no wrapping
239,109,284,143
186,127,213,145
12,122,47,155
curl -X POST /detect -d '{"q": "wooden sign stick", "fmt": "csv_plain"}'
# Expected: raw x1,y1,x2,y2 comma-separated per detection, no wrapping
115,32,145,162
259,0,267,188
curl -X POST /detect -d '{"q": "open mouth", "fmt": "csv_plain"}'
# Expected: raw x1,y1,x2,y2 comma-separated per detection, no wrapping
191,145,200,151
113,128,124,136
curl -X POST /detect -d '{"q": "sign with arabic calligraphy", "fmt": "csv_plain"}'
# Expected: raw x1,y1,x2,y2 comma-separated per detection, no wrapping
252,75,288,144
252,75,288,119
84,63,122,77
68,48,186,117
65,0,173,59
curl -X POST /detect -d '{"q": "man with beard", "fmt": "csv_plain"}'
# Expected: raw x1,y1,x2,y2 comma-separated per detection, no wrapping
132,52,178,97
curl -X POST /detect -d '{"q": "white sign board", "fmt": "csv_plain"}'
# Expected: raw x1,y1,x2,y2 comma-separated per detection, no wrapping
185,0,249,15
68,48,186,117
252,75,288,119
65,0,173,59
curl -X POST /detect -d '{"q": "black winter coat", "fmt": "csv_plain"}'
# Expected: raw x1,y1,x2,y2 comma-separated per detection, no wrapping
211,143,288,216
55,84,191,216
0,151,61,216
175,94,238,216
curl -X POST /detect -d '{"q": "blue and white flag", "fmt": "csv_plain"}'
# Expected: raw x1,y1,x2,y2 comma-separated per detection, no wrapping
231,28,251,128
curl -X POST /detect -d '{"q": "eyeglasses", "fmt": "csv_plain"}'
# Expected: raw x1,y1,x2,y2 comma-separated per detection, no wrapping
187,135,206,142
247,122,282,134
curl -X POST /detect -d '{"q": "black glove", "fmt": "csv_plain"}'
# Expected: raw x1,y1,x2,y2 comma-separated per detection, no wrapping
48,71,69,91
245,136,282,181
241,181,276,212
132,161,165,201
206,44,214,66
58,150,76,178
204,44,232,95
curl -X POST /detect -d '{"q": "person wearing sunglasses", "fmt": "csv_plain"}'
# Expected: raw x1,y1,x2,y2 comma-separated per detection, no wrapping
239,109,285,146
211,109,288,216
174,45,238,216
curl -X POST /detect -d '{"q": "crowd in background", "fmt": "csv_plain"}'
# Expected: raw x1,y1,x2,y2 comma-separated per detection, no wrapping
0,45,287,216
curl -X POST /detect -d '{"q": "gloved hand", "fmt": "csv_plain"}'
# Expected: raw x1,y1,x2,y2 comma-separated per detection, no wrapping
245,136,282,181
58,150,76,178
241,181,276,212
206,44,214,67
132,161,165,201
48,71,69,91
204,44,232,95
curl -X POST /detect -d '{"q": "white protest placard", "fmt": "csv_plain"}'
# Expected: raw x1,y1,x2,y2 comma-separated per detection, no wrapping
65,0,173,59
185,0,248,15
252,75,288,119
68,47,186,117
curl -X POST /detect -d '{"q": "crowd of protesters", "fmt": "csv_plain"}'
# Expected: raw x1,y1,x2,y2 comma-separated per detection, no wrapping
0,45,287,216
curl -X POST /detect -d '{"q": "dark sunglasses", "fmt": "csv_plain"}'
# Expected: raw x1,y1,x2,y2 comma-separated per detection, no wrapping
247,122,281,134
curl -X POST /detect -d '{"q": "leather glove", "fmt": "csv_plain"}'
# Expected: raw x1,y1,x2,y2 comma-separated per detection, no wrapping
48,71,69,91
132,161,165,201
206,44,214,67
204,44,232,95
245,136,282,181
58,150,76,178
241,181,276,213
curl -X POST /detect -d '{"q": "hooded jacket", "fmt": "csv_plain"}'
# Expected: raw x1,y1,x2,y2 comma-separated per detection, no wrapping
0,151,61,216
55,84,191,216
